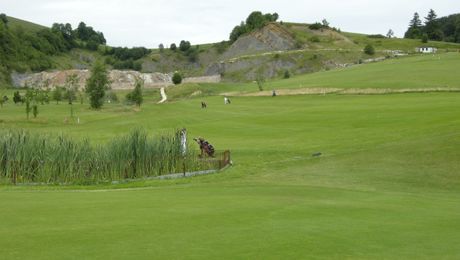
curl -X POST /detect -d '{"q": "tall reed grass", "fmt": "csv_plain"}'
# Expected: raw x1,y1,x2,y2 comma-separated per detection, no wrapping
0,129,217,185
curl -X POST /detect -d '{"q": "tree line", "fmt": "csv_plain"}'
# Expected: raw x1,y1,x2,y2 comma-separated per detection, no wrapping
0,14,106,85
405,9,460,43
229,11,279,42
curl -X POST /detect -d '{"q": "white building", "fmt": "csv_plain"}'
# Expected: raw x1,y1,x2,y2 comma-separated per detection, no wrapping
417,47,437,53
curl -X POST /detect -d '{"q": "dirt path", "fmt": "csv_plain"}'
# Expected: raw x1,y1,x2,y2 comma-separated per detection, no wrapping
157,87,167,103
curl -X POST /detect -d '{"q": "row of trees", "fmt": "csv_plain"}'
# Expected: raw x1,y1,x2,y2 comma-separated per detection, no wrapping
164,40,200,62
100,46,151,71
405,9,460,43
5,62,145,120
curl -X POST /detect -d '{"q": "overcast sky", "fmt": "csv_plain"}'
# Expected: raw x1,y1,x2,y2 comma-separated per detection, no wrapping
2,0,459,48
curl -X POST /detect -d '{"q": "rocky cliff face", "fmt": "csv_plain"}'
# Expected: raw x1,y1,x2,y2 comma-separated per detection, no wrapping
12,70,220,89
221,23,296,60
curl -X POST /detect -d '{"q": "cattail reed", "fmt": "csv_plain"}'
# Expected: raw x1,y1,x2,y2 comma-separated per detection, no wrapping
0,129,214,185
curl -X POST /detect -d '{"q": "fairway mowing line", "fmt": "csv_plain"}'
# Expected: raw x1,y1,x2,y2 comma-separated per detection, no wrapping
261,131,460,167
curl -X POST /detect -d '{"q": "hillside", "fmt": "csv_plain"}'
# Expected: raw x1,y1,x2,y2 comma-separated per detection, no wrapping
2,12,460,88
6,16,47,32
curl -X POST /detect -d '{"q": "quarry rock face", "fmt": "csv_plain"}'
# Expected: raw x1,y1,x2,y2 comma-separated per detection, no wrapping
12,70,220,89
221,23,296,59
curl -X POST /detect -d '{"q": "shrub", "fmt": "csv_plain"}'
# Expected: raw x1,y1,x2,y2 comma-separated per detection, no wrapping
105,91,119,103
283,70,291,79
32,104,38,118
126,79,143,107
310,36,320,42
309,23,322,30
367,34,386,39
364,44,375,55
172,72,182,85
422,34,428,43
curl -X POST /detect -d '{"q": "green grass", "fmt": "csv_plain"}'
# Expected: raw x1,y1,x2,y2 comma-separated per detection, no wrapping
1,43,460,259
160,52,460,99
1,91,460,258
264,52,460,89
6,16,47,32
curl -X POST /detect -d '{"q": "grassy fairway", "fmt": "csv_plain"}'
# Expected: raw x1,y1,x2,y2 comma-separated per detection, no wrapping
167,53,460,97
267,52,460,89
1,92,460,258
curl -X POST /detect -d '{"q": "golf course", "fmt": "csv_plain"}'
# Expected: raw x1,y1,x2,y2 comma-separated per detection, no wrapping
1,51,460,258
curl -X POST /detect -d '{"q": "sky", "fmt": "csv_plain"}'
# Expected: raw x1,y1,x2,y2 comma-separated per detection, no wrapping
2,0,459,48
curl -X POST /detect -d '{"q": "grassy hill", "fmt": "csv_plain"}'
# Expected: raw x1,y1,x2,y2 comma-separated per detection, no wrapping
161,52,460,100
2,15,460,88
6,16,47,32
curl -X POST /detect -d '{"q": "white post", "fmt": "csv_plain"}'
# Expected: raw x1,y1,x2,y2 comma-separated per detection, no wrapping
180,128,187,156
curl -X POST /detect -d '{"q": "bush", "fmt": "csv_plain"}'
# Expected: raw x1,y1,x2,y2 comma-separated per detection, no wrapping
283,70,291,79
309,23,322,30
105,91,119,103
310,36,320,42
125,79,143,107
364,44,375,55
172,72,182,85
422,34,428,43
367,34,386,39
214,41,229,54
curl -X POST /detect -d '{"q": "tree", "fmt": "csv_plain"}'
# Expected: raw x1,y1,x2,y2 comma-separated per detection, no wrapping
64,74,79,117
386,29,394,38
364,44,375,55
170,43,177,51
32,104,38,118
179,40,191,52
425,9,437,24
85,61,110,109
52,87,62,104
172,71,182,85
256,73,265,91
405,12,423,39
410,12,423,28
422,33,429,43
283,70,291,79
126,78,143,107
159,43,164,52
0,13,8,26
25,98,31,120
13,91,22,104
424,9,443,41
229,11,279,42
322,19,330,28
